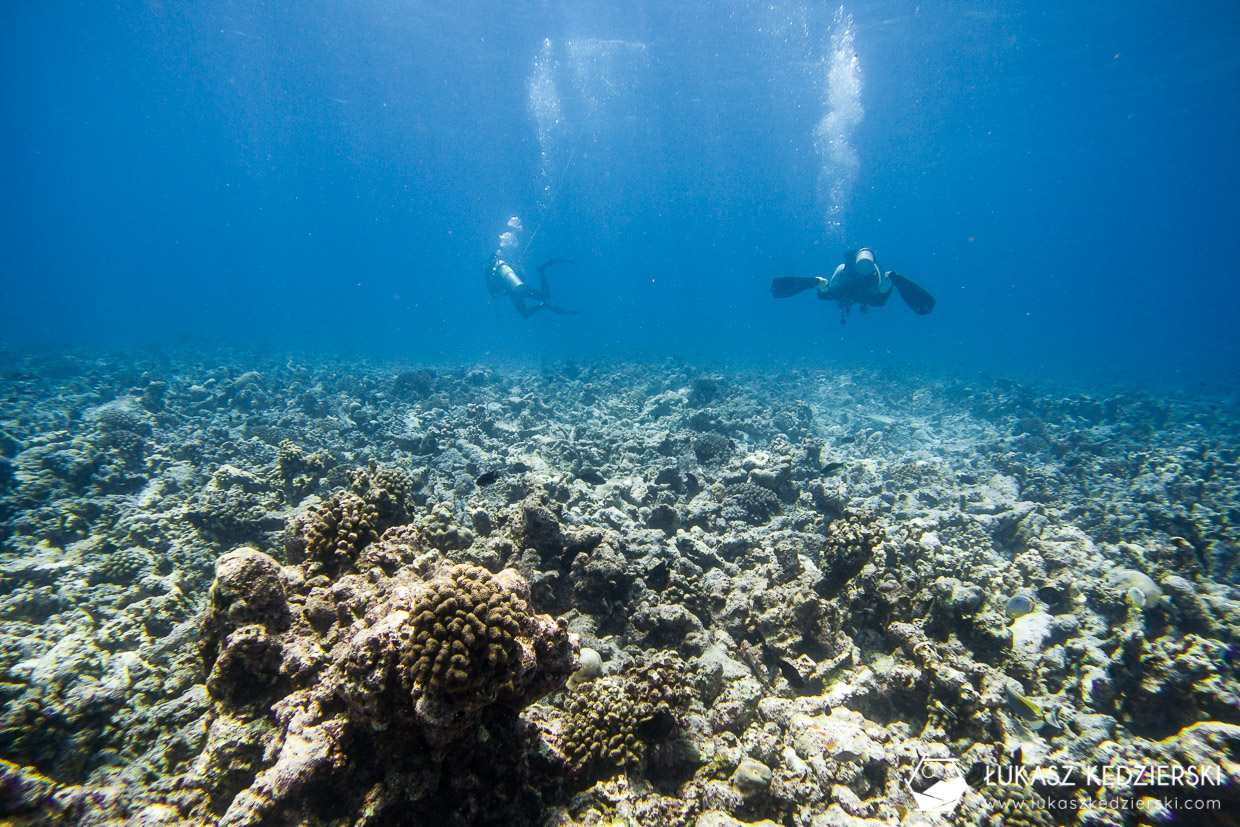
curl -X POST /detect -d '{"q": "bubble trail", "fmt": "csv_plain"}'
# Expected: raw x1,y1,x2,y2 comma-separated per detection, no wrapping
813,6,864,238
527,38,564,213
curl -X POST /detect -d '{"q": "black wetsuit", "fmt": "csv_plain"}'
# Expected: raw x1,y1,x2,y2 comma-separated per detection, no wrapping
817,249,893,311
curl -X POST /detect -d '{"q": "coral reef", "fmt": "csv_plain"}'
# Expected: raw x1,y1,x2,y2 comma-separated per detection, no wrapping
193,538,576,825
560,652,694,778
399,564,529,707
0,352,1236,827
288,490,379,574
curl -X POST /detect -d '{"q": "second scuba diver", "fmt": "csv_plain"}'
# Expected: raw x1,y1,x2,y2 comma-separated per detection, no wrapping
770,248,936,324
486,217,579,318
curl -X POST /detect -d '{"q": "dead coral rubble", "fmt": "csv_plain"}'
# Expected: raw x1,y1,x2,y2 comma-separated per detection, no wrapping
1,355,1239,827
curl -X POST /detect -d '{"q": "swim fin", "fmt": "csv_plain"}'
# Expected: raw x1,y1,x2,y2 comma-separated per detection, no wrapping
543,303,580,315
888,271,936,315
770,277,821,298
537,258,576,279
536,258,576,299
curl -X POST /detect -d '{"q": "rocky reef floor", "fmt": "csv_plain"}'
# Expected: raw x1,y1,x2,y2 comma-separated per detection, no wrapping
1,349,1238,827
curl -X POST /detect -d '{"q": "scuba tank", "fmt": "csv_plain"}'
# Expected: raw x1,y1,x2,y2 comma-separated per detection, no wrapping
491,258,525,293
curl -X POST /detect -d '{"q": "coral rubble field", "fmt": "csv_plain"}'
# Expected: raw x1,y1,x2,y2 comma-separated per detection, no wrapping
1,350,1238,826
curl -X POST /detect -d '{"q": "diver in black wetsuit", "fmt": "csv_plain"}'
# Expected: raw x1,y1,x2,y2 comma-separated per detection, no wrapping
485,216,579,318
486,257,578,318
770,247,936,324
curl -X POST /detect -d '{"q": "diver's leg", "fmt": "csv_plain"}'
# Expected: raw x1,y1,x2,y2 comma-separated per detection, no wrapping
535,259,576,300
512,296,541,319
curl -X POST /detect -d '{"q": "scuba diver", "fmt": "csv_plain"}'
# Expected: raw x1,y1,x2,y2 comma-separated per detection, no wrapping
770,248,936,324
485,216,579,318
486,257,579,318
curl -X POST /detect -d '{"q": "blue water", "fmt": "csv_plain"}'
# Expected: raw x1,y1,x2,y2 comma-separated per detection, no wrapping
3,1,1238,389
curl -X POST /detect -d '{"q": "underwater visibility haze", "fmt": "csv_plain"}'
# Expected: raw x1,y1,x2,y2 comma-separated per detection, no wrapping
3,0,1239,383
2,2,1240,826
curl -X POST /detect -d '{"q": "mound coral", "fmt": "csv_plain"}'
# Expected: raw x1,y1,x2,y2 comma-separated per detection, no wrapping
692,433,732,465
91,546,152,584
293,491,379,573
398,564,526,706
347,462,420,526
196,532,577,826
418,501,475,551
721,481,782,524
273,439,331,503
563,676,644,770
560,652,694,777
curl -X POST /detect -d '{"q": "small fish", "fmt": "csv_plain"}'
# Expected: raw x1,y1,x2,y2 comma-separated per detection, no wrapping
776,657,806,689
510,462,530,473
475,471,500,487
635,709,675,741
821,462,845,475
1005,594,1036,619
577,468,606,485
1108,568,1164,609
1004,684,1043,726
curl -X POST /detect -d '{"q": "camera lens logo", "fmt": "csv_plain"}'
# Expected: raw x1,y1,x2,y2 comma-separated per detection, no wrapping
907,756,971,814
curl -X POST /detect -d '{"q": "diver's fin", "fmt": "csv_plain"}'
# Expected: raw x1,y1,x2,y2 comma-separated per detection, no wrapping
770,277,821,298
888,271,936,315
536,258,575,299
543,303,580,315
537,258,576,276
